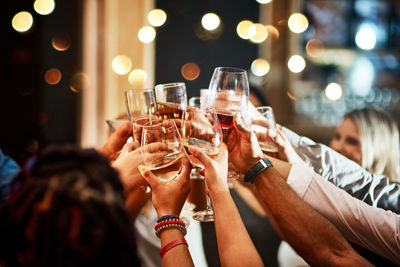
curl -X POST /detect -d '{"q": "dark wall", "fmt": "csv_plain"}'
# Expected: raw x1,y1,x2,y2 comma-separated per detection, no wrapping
156,0,260,99
0,0,82,164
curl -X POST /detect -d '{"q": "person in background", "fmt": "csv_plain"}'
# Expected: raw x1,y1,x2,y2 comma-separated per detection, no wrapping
329,108,399,182
267,107,400,266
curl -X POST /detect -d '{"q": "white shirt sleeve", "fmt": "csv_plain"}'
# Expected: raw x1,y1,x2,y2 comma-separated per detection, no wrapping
287,163,400,264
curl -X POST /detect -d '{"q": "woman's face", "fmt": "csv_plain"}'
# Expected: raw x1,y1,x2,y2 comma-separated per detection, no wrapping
329,118,362,165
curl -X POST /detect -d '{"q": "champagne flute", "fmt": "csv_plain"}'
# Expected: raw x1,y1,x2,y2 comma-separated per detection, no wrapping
140,120,184,182
125,88,159,143
155,82,187,121
252,106,278,154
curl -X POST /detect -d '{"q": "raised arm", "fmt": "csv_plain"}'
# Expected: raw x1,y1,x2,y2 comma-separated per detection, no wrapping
140,158,194,267
227,114,371,266
189,144,263,267
282,126,400,214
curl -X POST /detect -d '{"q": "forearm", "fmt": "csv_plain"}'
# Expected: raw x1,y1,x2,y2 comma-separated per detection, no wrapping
288,164,400,264
159,229,194,267
253,167,370,266
210,189,263,267
282,126,400,214
124,188,150,220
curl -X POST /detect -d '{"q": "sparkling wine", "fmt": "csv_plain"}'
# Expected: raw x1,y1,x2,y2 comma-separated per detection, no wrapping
157,102,184,120
142,151,184,182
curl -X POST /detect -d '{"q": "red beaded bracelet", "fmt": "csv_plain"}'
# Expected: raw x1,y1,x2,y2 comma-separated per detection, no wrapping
160,238,188,258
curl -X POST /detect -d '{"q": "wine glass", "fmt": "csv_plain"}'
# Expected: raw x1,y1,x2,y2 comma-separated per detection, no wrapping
181,107,222,168
139,120,184,182
208,67,250,181
188,96,201,108
207,67,250,140
251,106,278,154
155,82,187,121
124,88,159,143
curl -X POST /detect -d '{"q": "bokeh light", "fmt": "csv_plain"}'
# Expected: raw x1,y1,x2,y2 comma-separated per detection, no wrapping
355,24,376,50
33,0,55,15
288,55,306,73
287,91,297,100
112,55,132,75
201,13,220,31
148,9,167,27
138,26,156,43
266,25,279,41
181,62,200,80
256,0,272,3
70,72,89,93
45,68,62,85
128,69,147,88
51,34,71,51
306,39,325,58
12,11,33,33
288,13,309,33
248,23,268,43
251,59,270,76
325,82,343,101
236,20,253,40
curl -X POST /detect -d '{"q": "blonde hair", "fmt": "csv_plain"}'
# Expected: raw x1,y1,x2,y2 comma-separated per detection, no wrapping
345,108,400,182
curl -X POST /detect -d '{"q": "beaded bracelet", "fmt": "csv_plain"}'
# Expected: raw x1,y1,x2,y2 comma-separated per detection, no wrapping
154,218,185,231
156,223,187,238
160,238,188,258
157,215,179,223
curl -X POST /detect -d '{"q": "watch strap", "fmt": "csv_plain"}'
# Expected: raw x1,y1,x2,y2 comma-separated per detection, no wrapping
244,158,273,183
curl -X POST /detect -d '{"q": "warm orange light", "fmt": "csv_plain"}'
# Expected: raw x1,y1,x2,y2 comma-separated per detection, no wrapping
112,55,132,75
181,63,200,80
51,34,71,51
45,68,61,85
248,23,268,43
266,25,279,41
306,39,325,58
70,72,89,93
236,20,253,40
33,0,55,15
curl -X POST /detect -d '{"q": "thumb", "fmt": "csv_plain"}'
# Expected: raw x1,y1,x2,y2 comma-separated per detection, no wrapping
188,146,211,168
139,165,159,188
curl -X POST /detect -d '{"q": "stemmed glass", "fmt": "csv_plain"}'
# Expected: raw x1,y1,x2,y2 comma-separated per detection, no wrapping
139,120,184,182
181,107,222,222
251,106,278,154
207,67,250,180
155,82,187,121
207,67,250,140
125,88,158,143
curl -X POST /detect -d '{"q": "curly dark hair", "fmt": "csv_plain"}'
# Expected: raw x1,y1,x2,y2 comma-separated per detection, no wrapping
0,145,141,267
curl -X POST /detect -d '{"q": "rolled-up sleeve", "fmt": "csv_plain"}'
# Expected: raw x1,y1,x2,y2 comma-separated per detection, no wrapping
287,163,400,264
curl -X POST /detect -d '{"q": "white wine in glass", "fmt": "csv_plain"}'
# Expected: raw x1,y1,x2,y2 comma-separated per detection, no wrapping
140,121,184,182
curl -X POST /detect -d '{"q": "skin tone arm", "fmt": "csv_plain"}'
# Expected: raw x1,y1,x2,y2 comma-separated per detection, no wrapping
140,158,194,267
227,114,372,267
189,144,263,267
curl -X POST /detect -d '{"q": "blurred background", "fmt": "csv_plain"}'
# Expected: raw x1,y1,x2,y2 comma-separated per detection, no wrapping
1,0,400,164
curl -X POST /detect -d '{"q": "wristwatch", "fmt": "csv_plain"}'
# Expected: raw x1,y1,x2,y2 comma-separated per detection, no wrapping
244,158,273,183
